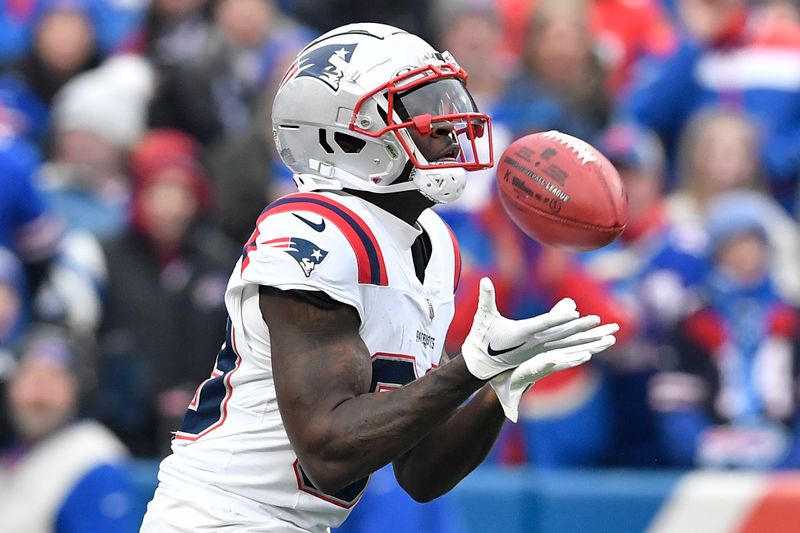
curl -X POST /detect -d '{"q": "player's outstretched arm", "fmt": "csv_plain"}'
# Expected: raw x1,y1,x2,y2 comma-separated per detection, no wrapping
392,278,618,501
261,286,487,497
392,364,506,502
261,280,615,501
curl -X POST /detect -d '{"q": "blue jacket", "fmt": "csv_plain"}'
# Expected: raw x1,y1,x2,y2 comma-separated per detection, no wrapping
622,21,800,209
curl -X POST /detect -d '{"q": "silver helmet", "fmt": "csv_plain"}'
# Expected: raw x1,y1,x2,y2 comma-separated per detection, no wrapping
272,23,493,204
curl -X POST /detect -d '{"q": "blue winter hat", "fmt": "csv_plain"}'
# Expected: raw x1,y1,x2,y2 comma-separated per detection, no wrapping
34,0,92,24
705,190,772,255
19,327,75,370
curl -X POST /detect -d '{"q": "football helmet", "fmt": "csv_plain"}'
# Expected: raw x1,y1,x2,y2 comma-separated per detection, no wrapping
272,23,493,204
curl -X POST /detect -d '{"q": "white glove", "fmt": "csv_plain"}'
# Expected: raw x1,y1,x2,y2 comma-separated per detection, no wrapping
489,324,619,422
461,277,603,380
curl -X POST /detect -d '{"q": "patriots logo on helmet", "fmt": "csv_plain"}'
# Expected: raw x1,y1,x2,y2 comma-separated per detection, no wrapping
290,43,358,92
264,237,329,277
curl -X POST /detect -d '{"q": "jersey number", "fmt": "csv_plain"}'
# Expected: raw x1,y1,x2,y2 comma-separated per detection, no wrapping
295,354,418,508
174,320,240,440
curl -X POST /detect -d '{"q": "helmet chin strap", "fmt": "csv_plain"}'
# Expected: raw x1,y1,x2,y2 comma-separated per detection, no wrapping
301,157,466,203
299,160,422,195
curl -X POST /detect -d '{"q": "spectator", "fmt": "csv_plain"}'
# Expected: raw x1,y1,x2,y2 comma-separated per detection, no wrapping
667,108,800,305
0,326,138,533
622,0,800,211
95,129,231,456
206,93,278,243
496,0,610,142
567,124,706,465
195,1,314,239
0,123,62,293
586,123,706,345
0,103,104,338
434,1,514,213
147,0,312,145
90,0,149,55
0,0,101,146
649,191,800,469
39,55,154,239
504,125,699,467
290,0,432,43
425,4,522,362
123,0,214,68
33,230,106,336
496,0,676,95
591,0,676,95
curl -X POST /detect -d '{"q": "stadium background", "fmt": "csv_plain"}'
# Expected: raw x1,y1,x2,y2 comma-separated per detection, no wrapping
2,0,800,531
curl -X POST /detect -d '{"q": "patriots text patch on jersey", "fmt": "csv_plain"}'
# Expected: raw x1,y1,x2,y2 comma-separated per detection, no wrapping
263,237,329,277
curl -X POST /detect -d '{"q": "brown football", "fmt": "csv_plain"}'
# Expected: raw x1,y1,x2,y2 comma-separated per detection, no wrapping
496,130,628,251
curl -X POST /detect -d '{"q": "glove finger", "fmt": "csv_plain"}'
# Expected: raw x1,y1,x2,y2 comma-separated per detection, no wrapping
575,322,620,338
510,349,591,386
557,334,616,355
542,349,594,373
510,357,554,388
561,350,593,368
543,322,619,349
516,309,581,336
477,277,499,315
550,297,577,315
585,335,616,354
533,315,600,342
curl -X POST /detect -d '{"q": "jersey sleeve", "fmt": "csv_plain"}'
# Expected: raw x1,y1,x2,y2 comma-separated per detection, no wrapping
239,209,366,320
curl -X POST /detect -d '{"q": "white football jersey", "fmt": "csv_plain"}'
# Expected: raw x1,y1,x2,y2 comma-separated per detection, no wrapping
142,191,461,532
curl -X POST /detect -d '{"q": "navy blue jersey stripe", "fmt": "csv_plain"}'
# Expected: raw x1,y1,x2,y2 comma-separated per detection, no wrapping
266,195,385,285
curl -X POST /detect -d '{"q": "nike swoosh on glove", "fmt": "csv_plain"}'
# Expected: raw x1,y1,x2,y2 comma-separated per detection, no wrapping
489,323,619,422
461,277,603,380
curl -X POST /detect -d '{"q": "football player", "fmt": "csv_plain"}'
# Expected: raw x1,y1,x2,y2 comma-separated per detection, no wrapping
141,23,618,532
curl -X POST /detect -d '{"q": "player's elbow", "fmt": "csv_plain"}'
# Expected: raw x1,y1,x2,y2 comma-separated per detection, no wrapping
394,468,442,503
292,425,374,494
299,459,357,495
408,489,438,504
397,477,440,503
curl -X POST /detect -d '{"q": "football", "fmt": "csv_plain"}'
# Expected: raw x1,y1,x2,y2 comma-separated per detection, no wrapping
496,130,628,251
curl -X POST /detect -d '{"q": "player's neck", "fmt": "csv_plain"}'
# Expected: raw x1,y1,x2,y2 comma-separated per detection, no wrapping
346,189,434,226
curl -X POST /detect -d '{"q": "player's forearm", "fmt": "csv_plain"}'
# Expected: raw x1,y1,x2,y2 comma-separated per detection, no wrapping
392,383,505,502
296,357,485,494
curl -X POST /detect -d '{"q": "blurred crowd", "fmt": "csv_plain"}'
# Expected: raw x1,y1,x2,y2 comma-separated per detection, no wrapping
2,0,800,529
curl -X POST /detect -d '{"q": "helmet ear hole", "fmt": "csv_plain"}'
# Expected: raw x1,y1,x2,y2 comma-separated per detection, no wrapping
334,132,367,154
318,129,335,154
